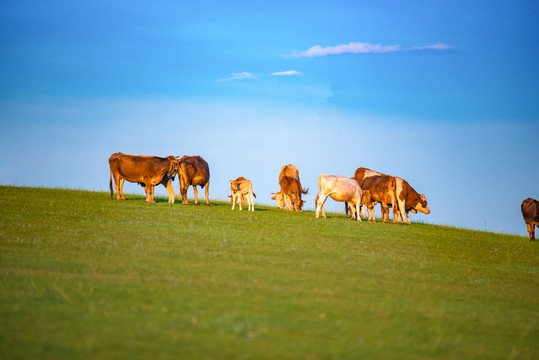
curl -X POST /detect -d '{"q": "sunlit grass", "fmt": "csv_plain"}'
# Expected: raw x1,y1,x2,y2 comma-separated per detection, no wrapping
0,186,537,359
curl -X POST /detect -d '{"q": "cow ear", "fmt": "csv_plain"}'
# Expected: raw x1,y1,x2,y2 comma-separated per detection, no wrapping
230,180,233,183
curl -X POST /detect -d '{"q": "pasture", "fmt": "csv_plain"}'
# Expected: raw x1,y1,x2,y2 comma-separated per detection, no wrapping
0,186,537,359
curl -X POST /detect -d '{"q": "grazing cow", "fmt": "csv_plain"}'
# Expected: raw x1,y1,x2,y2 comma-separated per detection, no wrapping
359,189,377,222
109,152,180,203
230,177,255,211
353,167,430,223
273,164,303,210
521,198,539,241
393,177,430,223
279,176,309,212
315,174,362,221
270,191,287,209
178,155,210,206
360,175,397,224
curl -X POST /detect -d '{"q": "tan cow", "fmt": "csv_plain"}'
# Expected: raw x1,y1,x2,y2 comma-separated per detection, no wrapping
315,174,362,221
274,164,303,210
279,176,308,211
230,177,255,211
109,152,180,203
178,155,210,205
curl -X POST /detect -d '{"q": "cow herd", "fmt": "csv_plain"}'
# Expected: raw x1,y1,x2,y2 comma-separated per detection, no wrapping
109,152,537,239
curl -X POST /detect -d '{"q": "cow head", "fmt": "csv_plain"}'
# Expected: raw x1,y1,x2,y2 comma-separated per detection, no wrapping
271,191,286,209
416,193,430,214
294,199,307,212
230,180,241,193
361,190,372,206
166,156,180,179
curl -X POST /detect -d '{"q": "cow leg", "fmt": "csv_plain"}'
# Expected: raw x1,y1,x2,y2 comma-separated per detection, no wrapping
238,193,243,211
315,194,329,218
193,185,199,206
355,199,361,222
204,181,210,206
145,184,155,203
527,222,536,241
113,175,123,200
249,192,255,211
180,178,189,204
231,193,236,210
165,179,175,204
381,204,389,223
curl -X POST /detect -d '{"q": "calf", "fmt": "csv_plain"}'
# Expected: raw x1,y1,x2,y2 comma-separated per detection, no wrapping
230,177,255,211
360,175,397,224
521,198,539,241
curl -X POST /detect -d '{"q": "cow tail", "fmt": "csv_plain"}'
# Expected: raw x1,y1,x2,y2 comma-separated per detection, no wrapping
301,186,309,195
390,177,397,222
109,170,114,199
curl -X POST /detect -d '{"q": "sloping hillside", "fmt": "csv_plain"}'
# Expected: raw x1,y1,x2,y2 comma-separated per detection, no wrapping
1,186,537,359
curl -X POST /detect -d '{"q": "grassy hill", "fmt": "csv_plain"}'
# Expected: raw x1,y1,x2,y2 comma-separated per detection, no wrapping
0,186,537,359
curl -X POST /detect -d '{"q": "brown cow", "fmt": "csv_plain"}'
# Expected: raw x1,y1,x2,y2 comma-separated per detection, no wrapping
109,152,179,203
353,167,430,223
274,164,302,210
394,177,430,223
279,176,308,211
230,177,255,211
360,175,397,224
521,198,539,241
178,155,210,205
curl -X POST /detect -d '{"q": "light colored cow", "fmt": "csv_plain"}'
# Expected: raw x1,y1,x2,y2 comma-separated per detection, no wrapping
230,177,255,211
315,174,362,221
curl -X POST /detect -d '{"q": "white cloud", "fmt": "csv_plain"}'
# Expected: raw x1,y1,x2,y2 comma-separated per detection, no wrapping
287,41,451,58
216,72,257,83
271,70,303,76
404,43,451,51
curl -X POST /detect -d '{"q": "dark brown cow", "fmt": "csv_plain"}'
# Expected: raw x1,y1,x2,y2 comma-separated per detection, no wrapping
279,176,308,211
109,152,179,203
360,175,397,224
521,198,539,241
178,155,210,205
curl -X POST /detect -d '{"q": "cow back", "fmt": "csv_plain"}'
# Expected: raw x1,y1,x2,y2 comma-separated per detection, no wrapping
179,155,210,185
279,164,300,182
522,198,539,222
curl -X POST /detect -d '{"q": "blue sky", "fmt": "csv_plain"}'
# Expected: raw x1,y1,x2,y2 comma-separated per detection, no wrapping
1,1,538,235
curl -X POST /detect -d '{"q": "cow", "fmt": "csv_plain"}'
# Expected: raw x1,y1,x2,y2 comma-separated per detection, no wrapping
394,177,430,224
521,198,539,241
353,167,430,224
109,152,179,203
228,177,254,206
230,177,255,211
315,174,362,221
279,176,308,212
274,164,303,210
270,191,287,209
360,175,397,224
178,155,210,206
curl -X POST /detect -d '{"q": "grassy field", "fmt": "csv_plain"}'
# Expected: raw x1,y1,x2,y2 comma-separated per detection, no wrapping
0,186,537,359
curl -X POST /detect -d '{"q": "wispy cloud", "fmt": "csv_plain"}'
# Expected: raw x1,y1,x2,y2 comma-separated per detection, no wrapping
216,72,258,83
271,70,303,76
217,71,303,82
287,41,451,58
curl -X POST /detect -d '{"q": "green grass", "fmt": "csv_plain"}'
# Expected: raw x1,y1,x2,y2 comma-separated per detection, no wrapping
0,186,537,359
